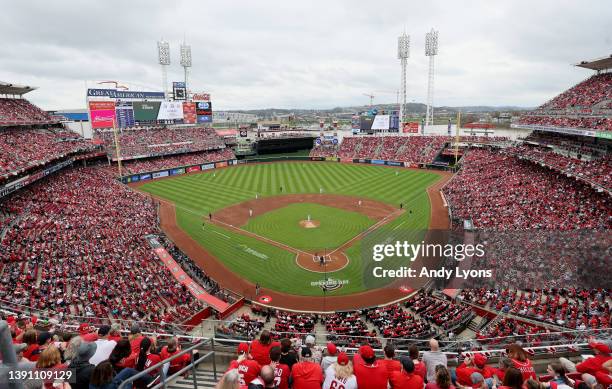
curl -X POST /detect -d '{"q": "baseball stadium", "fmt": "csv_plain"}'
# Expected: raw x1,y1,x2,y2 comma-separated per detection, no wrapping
0,3,611,389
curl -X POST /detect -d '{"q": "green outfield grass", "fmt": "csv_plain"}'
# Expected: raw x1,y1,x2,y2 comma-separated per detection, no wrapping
243,203,375,251
138,162,440,296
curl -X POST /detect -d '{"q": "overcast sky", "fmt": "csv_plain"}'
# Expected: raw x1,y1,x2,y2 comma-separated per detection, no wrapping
1,0,610,111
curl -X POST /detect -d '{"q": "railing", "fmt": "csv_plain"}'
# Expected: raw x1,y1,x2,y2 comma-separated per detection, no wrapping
118,339,216,389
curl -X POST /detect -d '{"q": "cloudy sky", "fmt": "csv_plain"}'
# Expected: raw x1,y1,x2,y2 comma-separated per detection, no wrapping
1,0,610,110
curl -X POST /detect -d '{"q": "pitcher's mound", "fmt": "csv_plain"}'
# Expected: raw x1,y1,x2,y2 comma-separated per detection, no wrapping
299,220,320,229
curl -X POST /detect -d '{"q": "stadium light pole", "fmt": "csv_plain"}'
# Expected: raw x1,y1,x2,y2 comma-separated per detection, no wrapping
425,29,439,130
180,42,192,99
397,33,410,129
157,40,171,100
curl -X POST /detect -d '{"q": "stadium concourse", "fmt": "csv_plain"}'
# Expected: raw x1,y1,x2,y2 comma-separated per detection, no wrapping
0,70,611,389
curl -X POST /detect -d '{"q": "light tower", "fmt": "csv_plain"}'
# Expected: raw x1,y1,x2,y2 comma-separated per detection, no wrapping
425,29,439,128
157,40,170,99
180,41,192,98
397,33,410,127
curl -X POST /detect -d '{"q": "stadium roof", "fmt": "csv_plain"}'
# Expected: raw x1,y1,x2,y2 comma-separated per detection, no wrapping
575,55,612,71
0,81,37,96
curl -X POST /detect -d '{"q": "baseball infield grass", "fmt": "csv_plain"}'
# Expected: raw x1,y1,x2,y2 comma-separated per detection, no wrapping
139,162,440,296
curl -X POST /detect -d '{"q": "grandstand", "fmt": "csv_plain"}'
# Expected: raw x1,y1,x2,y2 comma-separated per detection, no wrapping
0,52,611,389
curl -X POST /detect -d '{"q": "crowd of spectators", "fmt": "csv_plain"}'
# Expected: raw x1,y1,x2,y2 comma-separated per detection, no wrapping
540,73,612,110
0,166,206,325
216,313,265,339
405,293,474,332
443,148,612,230
0,127,95,180
275,311,317,335
516,115,612,131
0,98,55,125
364,304,434,340
459,289,611,330
115,148,236,175
323,311,380,348
94,126,226,159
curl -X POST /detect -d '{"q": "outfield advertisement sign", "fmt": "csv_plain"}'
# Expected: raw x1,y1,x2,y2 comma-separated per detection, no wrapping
403,122,419,133
140,173,152,180
325,157,339,162
215,161,228,168
201,163,215,170
133,101,161,121
89,101,116,129
197,115,212,123
182,102,197,124
186,166,201,173
157,101,184,120
170,168,185,176
371,160,385,165
310,157,325,161
152,171,169,179
87,88,165,100
371,114,390,130
386,161,402,166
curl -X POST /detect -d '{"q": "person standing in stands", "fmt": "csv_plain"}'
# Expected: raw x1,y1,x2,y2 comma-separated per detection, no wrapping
323,352,357,389
389,356,424,389
422,338,448,383
353,345,388,389
270,346,290,389
279,338,298,371
320,343,339,374
409,345,427,379
251,330,281,366
506,344,536,381
291,347,323,389
379,343,401,377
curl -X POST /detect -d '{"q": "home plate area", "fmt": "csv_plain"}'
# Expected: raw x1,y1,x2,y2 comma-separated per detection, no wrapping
295,251,349,273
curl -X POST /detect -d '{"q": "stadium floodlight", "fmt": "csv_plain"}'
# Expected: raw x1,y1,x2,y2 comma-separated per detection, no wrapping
425,29,439,129
397,33,410,126
157,40,170,99
180,43,192,98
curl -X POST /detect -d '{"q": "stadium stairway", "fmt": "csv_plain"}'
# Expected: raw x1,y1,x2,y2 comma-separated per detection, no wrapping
168,368,219,389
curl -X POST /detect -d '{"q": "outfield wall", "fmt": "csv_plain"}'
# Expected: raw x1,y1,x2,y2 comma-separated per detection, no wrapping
118,155,448,184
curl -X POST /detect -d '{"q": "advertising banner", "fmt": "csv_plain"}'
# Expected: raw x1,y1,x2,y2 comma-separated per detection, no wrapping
239,129,248,137
371,114,390,130
403,122,419,133
133,101,161,121
197,115,212,123
229,160,238,165
152,171,169,179
215,161,228,168
186,165,201,173
130,175,140,182
371,159,385,165
140,173,152,180
340,158,353,163
310,157,325,161
157,101,184,120
89,101,116,129
192,93,210,102
386,161,402,167
87,88,165,100
325,157,339,162
182,102,196,124
170,168,186,176
196,101,213,115
201,163,214,170
360,116,374,130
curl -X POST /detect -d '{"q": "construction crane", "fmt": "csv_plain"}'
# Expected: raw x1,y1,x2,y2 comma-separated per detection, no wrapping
363,93,375,107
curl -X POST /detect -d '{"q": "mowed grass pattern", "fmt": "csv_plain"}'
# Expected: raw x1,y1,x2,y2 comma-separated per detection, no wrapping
243,203,375,251
139,162,440,296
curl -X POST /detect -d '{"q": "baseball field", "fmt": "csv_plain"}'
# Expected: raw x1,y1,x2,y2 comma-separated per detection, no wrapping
137,162,442,297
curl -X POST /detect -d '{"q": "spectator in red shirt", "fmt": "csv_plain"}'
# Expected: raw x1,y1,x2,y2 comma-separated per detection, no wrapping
79,323,99,342
250,330,280,366
353,345,388,389
129,325,145,354
426,365,456,389
238,348,262,387
160,338,191,375
379,343,401,377
560,342,611,376
270,346,290,389
457,354,494,386
291,347,323,389
229,343,251,371
21,330,39,361
389,356,424,389
135,337,161,377
507,344,536,381
409,345,427,379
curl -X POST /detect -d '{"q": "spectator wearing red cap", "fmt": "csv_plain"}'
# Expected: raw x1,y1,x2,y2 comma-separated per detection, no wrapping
456,354,494,387
323,352,357,389
237,344,261,387
353,345,388,389
380,343,401,377
291,347,323,389
270,346,290,389
79,323,99,342
250,330,281,366
559,341,611,377
389,356,424,389
321,343,339,374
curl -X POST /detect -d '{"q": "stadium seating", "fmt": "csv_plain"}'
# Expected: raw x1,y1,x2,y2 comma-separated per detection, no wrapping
443,148,612,230
114,148,236,175
0,166,215,325
0,127,95,181
540,73,612,110
0,98,55,125
517,115,612,131
94,126,226,159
